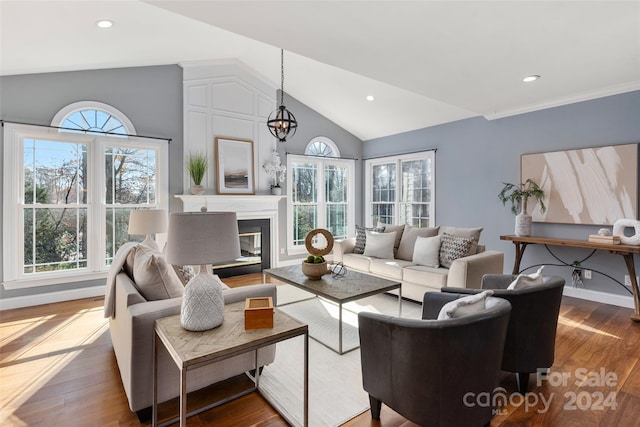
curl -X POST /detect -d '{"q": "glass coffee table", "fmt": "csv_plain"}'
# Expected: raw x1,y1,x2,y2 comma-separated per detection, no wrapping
264,265,401,354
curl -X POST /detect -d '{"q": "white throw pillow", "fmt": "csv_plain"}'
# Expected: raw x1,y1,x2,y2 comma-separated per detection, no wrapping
130,244,184,301
437,290,494,320
363,230,396,259
412,235,441,267
396,225,440,261
508,266,545,290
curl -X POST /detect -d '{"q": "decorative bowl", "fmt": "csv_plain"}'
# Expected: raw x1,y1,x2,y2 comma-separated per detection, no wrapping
302,260,328,280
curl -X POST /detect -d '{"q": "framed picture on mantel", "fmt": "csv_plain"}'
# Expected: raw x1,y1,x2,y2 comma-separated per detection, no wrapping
215,137,255,195
521,143,638,225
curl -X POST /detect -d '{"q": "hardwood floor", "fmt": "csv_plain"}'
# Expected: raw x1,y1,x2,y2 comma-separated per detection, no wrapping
1,273,639,426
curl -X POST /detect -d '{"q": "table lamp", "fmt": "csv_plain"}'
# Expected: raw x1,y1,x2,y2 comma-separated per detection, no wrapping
165,211,241,331
128,209,168,250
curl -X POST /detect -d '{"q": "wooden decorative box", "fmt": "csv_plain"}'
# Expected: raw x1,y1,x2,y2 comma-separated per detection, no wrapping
588,234,621,245
244,297,274,329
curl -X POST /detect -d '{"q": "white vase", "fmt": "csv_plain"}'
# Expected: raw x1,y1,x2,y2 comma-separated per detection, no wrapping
271,186,282,195
515,198,532,236
180,269,225,331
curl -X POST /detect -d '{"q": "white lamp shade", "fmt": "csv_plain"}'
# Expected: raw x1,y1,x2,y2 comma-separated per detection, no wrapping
165,212,241,266
128,209,168,235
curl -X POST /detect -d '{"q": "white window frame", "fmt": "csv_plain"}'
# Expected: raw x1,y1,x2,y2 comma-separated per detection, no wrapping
365,151,436,227
286,154,355,255
2,122,168,289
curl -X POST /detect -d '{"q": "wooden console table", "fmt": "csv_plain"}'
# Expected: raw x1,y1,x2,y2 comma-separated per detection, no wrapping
500,235,640,322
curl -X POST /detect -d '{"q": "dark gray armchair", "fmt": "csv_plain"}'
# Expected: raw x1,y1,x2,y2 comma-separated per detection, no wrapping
358,293,511,427
442,274,565,393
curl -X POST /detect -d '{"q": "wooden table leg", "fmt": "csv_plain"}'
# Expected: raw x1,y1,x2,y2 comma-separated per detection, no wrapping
512,242,528,275
622,254,640,322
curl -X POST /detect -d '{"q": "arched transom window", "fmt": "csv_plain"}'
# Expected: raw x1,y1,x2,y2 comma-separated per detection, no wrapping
51,101,136,136
305,136,340,158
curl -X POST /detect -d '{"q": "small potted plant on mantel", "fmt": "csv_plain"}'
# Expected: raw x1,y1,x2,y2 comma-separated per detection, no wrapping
498,178,546,236
187,153,207,195
263,149,286,195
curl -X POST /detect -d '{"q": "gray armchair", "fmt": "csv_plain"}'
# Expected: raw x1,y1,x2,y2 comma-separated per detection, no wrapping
442,274,565,393
358,293,511,427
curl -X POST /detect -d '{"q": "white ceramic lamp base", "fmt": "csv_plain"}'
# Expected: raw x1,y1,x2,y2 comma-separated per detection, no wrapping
180,269,225,331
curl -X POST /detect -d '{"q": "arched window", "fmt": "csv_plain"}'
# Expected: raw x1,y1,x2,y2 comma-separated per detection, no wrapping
305,136,340,158
3,101,167,287
51,101,136,136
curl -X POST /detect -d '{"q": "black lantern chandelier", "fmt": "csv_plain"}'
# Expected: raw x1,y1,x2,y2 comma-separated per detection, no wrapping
267,49,298,142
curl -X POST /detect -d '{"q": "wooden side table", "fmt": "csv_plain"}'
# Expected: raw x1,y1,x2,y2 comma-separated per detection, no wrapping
153,301,309,426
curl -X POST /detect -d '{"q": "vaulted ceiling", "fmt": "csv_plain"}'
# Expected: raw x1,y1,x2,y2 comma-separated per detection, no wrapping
2,1,639,140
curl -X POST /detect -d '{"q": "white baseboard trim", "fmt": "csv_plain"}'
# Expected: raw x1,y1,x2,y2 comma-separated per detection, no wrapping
0,285,105,311
563,286,634,309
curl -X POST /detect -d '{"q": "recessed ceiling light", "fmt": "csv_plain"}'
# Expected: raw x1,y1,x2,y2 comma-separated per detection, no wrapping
96,20,113,29
366,95,375,101
522,75,540,83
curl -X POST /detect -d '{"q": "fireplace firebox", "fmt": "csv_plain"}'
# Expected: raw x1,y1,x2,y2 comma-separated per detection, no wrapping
212,219,270,278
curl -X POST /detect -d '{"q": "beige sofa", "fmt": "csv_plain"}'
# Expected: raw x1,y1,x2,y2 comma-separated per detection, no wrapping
333,225,504,302
108,270,276,413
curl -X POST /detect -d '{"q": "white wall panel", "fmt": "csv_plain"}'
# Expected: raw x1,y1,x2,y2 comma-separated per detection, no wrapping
182,61,276,194
187,84,208,108
258,95,274,119
211,81,254,115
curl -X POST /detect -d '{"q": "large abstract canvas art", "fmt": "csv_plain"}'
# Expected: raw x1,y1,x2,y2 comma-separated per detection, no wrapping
521,143,638,225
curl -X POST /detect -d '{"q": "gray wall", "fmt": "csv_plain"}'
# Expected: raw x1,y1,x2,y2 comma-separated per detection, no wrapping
0,68,361,300
274,91,363,262
364,90,640,296
0,65,183,299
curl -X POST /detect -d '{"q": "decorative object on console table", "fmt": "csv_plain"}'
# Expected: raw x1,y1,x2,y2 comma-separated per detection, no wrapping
498,179,546,237
215,137,255,195
612,218,640,245
263,149,287,195
187,152,208,195
165,211,241,331
301,228,334,279
127,209,167,250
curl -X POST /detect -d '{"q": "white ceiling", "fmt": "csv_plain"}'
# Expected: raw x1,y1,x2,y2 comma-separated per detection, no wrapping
1,1,639,141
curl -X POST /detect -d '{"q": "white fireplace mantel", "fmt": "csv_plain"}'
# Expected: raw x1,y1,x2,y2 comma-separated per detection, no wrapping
175,194,283,213
174,194,285,267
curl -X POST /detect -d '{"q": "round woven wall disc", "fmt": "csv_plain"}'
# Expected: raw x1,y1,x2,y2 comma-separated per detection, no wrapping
305,229,334,256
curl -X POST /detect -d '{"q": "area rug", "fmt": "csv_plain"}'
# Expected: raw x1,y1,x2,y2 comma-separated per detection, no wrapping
257,286,421,427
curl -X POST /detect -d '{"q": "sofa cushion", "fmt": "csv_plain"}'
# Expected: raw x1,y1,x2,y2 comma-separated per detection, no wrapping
439,226,483,255
396,225,440,261
377,222,405,255
403,265,449,289
354,225,384,254
370,258,414,280
412,235,441,268
439,233,475,268
129,244,184,301
437,290,494,320
508,266,545,289
363,230,396,259
342,253,373,272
